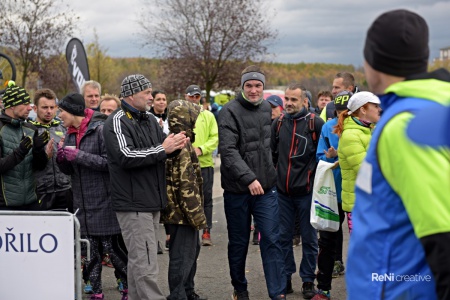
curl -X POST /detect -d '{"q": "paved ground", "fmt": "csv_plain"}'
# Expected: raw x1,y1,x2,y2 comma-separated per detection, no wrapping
84,158,349,299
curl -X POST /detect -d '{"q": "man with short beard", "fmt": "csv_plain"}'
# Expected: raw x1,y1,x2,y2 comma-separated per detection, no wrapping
29,88,72,211
0,82,49,210
271,83,324,299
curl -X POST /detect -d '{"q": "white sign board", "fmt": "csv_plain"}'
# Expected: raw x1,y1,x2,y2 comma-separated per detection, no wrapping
0,213,74,299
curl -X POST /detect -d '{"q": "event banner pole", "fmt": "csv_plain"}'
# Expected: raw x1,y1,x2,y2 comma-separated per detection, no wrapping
65,38,90,93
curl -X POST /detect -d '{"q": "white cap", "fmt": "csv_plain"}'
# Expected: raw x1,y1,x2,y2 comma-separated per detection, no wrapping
347,91,381,115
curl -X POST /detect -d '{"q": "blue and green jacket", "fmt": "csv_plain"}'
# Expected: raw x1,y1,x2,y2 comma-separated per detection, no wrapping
316,118,342,203
346,69,450,300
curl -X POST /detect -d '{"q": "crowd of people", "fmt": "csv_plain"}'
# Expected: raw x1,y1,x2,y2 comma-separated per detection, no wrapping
0,8,448,300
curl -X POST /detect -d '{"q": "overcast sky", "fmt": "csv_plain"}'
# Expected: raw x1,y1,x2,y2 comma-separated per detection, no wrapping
65,0,450,67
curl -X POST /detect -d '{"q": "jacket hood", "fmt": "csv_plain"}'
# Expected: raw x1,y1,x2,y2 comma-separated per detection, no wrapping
167,100,201,141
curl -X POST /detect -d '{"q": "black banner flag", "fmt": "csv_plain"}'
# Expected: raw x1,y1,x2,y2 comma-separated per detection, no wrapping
65,38,90,93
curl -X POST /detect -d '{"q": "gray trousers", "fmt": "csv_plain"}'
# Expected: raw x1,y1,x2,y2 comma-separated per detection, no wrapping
116,211,165,300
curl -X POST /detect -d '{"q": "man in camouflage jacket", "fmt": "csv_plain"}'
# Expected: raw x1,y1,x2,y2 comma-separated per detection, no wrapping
161,100,207,300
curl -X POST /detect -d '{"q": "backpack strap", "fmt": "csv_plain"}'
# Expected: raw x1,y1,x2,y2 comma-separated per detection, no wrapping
277,113,317,143
276,113,285,136
309,113,317,143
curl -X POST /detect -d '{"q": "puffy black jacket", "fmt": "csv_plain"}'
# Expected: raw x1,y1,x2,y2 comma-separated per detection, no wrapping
103,101,168,212
218,93,276,193
271,109,324,196
0,114,47,208
30,120,71,194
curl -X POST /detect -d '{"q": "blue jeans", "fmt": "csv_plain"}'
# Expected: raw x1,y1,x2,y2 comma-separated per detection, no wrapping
224,187,286,299
278,192,318,283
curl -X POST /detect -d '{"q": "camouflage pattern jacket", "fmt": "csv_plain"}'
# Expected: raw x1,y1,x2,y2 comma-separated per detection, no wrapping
161,100,207,230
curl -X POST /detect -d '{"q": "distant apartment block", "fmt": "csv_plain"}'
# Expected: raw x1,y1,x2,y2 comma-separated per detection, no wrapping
434,46,450,62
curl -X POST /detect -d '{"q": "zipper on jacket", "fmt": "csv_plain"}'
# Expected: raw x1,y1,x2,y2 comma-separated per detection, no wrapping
285,121,297,194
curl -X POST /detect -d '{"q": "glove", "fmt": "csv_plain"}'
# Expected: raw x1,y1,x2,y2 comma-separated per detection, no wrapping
56,144,66,163
64,147,79,162
18,136,33,156
33,130,50,150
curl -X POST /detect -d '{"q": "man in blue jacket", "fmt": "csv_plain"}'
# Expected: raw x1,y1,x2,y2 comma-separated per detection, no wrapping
347,9,450,300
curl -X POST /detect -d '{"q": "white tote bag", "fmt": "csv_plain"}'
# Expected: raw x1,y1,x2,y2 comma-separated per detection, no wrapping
310,160,339,232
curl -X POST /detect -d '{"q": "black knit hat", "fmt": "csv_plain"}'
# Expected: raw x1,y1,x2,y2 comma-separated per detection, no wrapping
2,81,31,109
364,9,429,77
59,93,86,116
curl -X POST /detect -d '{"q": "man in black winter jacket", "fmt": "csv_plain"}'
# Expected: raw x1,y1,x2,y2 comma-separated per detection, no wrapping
218,65,286,300
271,83,324,299
103,74,188,300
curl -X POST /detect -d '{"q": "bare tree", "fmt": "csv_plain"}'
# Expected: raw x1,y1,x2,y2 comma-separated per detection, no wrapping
39,54,75,98
0,0,79,88
139,0,277,99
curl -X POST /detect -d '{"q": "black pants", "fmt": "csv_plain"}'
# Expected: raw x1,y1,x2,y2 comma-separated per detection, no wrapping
166,224,200,300
201,167,214,230
82,234,128,294
37,189,73,212
336,203,346,262
316,204,346,291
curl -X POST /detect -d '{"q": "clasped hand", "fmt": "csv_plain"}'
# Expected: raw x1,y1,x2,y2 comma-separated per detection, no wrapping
162,132,189,154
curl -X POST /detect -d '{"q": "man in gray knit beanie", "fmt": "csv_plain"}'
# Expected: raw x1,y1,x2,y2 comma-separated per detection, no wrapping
218,65,286,300
240,65,266,106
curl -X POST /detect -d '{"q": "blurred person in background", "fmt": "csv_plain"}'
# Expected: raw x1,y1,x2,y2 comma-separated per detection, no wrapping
82,80,102,110
99,94,120,116
185,84,218,247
